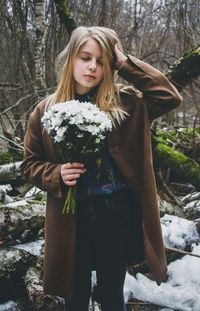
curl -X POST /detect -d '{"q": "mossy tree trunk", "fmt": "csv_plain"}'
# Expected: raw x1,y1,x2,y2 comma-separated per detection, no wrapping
166,44,200,92
152,128,200,190
53,0,77,35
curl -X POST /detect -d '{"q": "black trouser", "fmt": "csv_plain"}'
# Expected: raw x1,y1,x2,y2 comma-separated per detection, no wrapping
65,189,137,311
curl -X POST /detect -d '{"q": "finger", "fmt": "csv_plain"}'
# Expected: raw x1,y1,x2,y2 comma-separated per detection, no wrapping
61,170,85,180
61,162,84,169
71,162,85,168
63,164,85,172
65,180,77,186
64,173,81,181
65,169,85,175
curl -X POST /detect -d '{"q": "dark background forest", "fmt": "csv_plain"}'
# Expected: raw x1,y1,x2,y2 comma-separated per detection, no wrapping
0,0,200,146
0,1,200,310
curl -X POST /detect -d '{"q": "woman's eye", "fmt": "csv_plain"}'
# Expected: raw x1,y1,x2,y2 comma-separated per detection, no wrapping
81,57,90,61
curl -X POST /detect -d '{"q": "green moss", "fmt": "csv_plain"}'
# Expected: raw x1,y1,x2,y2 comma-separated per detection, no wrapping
154,142,200,189
167,44,200,90
152,128,177,143
54,0,77,34
0,150,23,165
152,127,200,147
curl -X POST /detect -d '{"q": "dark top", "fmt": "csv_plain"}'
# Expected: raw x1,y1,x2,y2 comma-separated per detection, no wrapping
75,91,127,199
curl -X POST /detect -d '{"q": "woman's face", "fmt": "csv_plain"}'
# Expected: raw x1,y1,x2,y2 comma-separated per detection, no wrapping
73,38,104,95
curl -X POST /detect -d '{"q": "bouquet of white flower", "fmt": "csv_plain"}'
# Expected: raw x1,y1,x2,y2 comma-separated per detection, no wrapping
41,100,112,214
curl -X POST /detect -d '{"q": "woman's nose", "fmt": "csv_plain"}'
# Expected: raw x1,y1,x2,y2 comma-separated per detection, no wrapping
89,60,97,70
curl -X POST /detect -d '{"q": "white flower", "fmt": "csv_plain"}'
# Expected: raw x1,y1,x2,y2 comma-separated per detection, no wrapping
41,100,112,152
54,127,67,142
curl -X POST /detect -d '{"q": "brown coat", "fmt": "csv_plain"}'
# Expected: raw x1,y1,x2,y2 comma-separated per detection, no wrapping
21,55,182,298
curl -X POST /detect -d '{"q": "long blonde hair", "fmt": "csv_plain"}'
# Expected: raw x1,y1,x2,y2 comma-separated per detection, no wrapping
48,26,127,124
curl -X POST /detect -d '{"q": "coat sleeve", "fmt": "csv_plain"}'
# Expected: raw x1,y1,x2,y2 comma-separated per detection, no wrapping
20,104,66,198
118,54,182,120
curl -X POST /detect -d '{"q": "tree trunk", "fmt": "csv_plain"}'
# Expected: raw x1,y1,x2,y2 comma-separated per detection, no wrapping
35,0,48,96
153,128,200,190
167,44,200,91
0,203,45,240
0,161,22,182
0,248,35,283
25,265,64,311
53,0,77,35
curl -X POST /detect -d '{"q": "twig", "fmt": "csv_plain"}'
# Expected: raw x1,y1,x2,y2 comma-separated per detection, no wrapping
0,135,24,150
165,246,200,259
0,94,34,117
158,170,182,208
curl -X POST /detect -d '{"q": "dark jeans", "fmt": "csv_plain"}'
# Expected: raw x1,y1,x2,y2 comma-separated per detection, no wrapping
65,189,138,311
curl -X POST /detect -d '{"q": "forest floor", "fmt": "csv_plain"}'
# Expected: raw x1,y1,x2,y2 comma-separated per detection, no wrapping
127,301,160,310
89,300,160,311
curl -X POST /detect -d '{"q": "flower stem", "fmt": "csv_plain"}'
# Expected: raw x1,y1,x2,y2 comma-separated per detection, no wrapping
62,187,76,214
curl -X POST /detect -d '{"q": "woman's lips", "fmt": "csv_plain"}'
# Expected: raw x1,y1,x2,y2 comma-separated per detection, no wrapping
84,75,96,80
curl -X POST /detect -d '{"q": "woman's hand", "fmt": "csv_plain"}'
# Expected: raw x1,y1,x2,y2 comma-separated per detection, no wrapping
114,44,127,69
61,162,86,186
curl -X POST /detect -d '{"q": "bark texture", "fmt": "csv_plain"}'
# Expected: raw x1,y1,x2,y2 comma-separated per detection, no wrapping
0,161,22,182
35,0,48,96
0,248,34,283
153,128,200,190
167,44,200,91
0,203,45,238
25,265,64,311
53,0,77,34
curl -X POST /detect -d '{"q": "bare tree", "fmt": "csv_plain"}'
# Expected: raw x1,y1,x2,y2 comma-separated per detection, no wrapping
35,0,48,96
0,0,200,142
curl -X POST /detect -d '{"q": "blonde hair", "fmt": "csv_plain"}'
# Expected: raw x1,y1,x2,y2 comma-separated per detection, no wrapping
48,26,127,124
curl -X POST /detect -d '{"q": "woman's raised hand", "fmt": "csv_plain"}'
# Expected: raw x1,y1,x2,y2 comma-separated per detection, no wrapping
61,162,86,186
114,44,127,69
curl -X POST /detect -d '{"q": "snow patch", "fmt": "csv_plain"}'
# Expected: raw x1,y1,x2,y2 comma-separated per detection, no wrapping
124,244,200,311
25,187,43,198
161,214,199,249
5,199,28,208
14,239,44,257
0,300,18,311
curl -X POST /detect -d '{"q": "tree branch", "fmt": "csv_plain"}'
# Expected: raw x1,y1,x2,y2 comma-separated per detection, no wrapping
167,44,200,91
53,0,77,35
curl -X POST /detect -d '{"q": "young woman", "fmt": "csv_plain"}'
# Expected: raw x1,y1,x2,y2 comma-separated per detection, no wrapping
21,26,182,311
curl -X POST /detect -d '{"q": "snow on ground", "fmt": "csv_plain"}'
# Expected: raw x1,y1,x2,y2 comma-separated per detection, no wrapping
182,192,200,213
2,184,200,311
161,214,199,249
123,214,200,311
30,210,200,310
0,184,12,192
124,244,200,311
14,239,44,257
5,199,28,208
92,214,200,310
24,187,43,198
0,300,18,311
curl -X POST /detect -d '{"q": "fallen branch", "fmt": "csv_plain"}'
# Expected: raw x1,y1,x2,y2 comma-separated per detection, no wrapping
25,265,64,310
0,134,24,150
0,161,22,182
165,246,200,259
166,44,200,91
0,94,34,117
0,248,35,283
0,202,45,237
